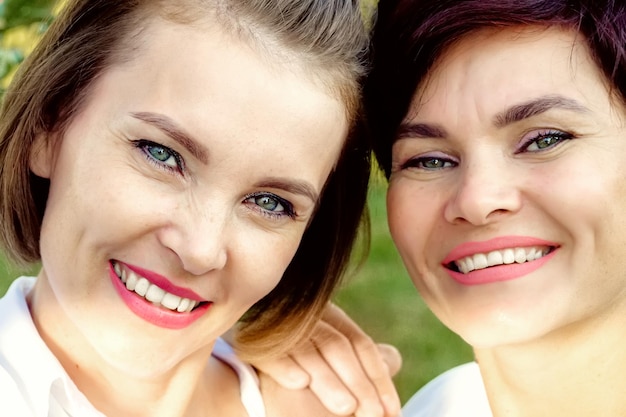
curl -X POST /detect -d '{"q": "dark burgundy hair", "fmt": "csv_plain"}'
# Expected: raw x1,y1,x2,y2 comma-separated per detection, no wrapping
365,0,626,177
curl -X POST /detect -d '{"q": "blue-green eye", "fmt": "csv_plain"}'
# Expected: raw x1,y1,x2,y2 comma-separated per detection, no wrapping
133,139,184,172
255,195,282,211
244,192,296,219
520,129,573,152
147,145,176,165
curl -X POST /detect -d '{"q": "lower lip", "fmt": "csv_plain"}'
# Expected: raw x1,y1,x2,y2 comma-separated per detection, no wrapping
445,250,557,286
109,265,211,329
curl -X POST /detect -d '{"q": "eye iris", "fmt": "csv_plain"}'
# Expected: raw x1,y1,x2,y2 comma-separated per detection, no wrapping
256,195,279,211
424,158,445,169
537,136,558,149
148,145,171,162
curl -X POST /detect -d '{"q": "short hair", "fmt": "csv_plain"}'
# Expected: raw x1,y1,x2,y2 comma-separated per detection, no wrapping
0,0,370,359
365,0,626,177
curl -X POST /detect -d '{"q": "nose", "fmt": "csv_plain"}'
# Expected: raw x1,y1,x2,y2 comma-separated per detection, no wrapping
158,202,229,276
444,158,522,226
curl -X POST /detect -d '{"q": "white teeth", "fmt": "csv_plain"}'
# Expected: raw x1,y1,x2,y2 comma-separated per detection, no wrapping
161,293,182,310
453,246,550,274
113,263,200,313
114,262,122,279
134,278,149,297
502,249,515,264
145,284,165,304
473,253,488,269
486,251,502,267
125,273,137,291
177,298,191,313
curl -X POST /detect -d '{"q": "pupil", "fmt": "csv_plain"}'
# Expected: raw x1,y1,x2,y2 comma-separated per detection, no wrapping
150,146,169,161
257,196,278,211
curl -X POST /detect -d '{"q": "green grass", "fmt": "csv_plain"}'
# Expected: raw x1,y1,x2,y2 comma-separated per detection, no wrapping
0,178,473,404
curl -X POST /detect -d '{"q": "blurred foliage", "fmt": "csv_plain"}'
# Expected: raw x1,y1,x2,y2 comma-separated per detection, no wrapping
0,0,55,92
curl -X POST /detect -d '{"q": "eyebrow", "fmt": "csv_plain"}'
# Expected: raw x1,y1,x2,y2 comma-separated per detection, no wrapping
493,95,590,127
396,94,591,140
255,178,320,204
397,122,447,140
130,111,209,164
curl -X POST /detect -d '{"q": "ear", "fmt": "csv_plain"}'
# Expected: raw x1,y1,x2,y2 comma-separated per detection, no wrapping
29,132,55,179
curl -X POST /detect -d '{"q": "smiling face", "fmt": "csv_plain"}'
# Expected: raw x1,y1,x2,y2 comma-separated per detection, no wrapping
28,16,347,376
387,26,626,348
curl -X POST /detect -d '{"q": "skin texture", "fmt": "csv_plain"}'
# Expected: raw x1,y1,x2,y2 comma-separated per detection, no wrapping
27,16,347,417
388,26,626,415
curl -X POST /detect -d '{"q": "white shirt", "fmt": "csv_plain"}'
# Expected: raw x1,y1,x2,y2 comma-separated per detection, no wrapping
0,277,265,417
402,362,492,417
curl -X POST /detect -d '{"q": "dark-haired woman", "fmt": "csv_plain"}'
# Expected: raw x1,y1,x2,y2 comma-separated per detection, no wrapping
365,0,626,415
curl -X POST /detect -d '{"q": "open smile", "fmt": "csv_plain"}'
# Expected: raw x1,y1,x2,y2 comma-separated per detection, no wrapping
109,260,211,329
447,246,555,274
112,261,204,313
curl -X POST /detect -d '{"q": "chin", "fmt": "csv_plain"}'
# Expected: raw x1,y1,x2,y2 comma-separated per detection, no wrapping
453,319,553,350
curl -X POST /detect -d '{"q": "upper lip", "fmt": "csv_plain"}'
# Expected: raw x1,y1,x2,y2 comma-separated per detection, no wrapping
442,236,559,265
113,260,205,301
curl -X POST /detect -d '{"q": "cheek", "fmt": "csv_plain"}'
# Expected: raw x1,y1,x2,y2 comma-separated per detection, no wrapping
528,159,626,240
233,230,304,298
386,180,434,258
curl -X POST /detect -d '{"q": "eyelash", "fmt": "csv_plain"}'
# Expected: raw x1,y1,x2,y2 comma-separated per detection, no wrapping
243,192,297,220
517,129,574,153
132,139,185,174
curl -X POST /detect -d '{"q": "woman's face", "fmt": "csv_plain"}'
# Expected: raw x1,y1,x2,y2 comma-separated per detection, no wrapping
30,17,347,375
388,26,626,348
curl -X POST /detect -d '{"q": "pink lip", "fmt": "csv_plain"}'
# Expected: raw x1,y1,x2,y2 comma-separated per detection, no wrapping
442,236,559,286
109,262,211,329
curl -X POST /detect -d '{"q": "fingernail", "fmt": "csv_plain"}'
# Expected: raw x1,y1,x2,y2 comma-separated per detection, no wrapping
333,396,357,415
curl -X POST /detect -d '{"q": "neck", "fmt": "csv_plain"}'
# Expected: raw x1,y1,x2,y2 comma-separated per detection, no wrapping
28,273,244,417
475,301,626,417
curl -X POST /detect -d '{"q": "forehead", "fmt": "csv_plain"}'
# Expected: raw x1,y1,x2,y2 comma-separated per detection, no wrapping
411,26,611,121
79,16,348,182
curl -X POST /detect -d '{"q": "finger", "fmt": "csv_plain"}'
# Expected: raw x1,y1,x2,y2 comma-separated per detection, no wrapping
253,354,311,390
321,305,402,417
377,343,402,377
291,338,360,416
309,322,387,417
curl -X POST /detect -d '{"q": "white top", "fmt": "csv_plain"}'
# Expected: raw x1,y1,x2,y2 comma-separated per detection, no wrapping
402,362,492,417
0,277,265,417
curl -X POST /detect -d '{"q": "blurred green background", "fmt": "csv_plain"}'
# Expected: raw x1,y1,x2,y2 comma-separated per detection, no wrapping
0,0,473,405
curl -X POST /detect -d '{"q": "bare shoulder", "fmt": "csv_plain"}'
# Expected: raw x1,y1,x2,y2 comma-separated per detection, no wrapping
259,372,351,417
